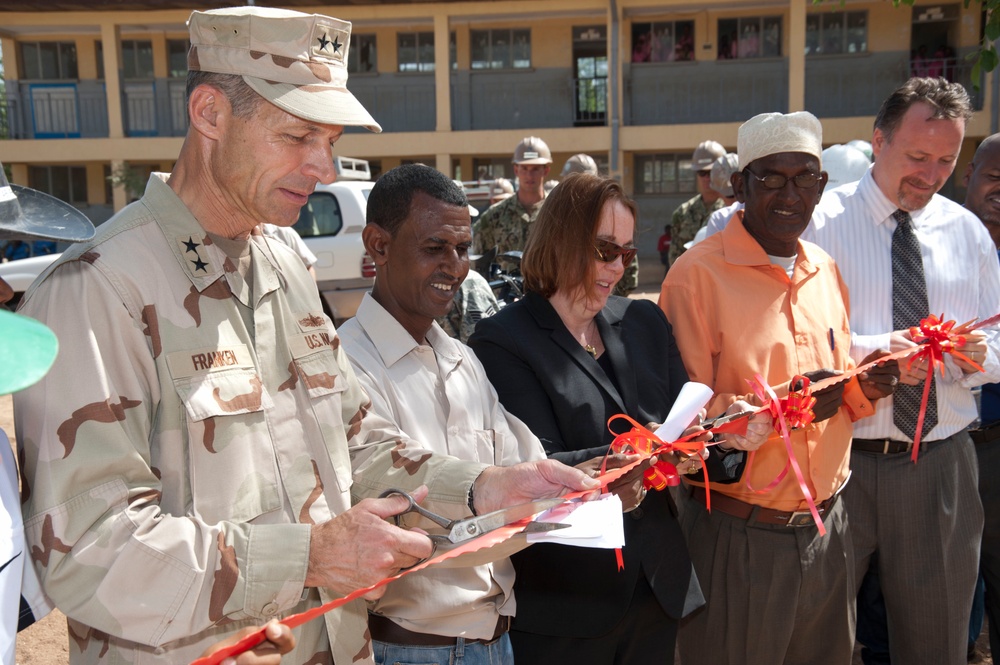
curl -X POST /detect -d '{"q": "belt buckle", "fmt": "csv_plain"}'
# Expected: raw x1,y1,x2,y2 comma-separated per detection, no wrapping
786,511,813,527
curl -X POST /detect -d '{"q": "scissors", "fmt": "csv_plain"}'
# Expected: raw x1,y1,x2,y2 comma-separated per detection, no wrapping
701,409,757,430
378,488,569,548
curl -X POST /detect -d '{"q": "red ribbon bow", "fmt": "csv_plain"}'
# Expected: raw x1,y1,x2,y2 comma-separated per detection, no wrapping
903,314,982,462
746,374,827,535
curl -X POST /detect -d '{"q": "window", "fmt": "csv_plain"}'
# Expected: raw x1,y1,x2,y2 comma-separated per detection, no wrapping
473,158,510,181
168,40,189,78
398,32,436,72
29,165,88,205
19,42,78,80
631,21,694,63
397,32,457,72
634,153,698,195
294,192,344,238
471,29,531,70
121,40,155,80
805,12,867,55
348,34,377,73
718,16,782,60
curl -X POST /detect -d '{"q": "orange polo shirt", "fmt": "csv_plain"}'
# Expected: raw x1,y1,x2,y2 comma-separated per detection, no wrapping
660,212,874,511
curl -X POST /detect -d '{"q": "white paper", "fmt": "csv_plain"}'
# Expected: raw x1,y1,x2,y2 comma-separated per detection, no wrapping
526,493,625,549
653,381,714,442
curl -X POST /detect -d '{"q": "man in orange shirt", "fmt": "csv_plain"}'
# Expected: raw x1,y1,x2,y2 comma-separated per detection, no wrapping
659,111,898,665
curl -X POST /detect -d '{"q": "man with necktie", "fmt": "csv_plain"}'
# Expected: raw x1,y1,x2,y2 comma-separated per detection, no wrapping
806,77,1000,665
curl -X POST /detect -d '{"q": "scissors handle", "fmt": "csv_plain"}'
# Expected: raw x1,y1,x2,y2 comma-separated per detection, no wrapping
378,488,455,531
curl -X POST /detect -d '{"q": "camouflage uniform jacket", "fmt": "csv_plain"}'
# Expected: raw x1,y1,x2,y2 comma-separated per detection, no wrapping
436,270,500,343
14,174,483,665
613,256,639,297
472,194,544,258
667,194,724,266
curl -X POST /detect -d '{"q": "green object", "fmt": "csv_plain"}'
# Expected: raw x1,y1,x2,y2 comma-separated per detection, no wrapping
0,309,58,395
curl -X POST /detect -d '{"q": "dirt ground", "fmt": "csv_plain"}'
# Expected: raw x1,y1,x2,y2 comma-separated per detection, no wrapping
5,277,995,663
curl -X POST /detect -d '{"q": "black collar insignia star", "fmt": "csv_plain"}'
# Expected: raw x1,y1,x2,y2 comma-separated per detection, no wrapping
192,257,208,273
331,36,342,53
183,236,200,254
317,33,332,51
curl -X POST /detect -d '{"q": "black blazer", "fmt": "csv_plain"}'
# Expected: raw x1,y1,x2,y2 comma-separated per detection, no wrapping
468,293,705,637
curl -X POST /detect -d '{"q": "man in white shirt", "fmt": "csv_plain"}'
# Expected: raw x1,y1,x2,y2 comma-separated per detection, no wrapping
806,77,1000,665
338,164,548,665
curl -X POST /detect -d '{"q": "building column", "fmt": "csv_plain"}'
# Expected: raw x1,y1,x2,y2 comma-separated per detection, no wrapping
435,153,452,177
110,159,128,212
434,13,452,133
100,21,125,139
788,0,807,112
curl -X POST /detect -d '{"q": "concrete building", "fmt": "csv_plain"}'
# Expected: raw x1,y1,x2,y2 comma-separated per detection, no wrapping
0,0,995,260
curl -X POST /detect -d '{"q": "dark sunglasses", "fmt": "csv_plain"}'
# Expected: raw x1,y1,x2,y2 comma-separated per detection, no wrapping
593,239,637,265
744,168,821,190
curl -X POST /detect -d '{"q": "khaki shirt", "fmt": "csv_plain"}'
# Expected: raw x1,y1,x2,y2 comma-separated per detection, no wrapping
340,295,544,639
15,174,481,664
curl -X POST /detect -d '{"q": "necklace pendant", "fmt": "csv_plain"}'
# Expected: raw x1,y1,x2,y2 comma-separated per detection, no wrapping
585,344,598,358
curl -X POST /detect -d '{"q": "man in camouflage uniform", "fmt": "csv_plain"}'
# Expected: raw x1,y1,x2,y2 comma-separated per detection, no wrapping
13,8,597,665
667,140,726,267
472,136,551,263
437,269,500,343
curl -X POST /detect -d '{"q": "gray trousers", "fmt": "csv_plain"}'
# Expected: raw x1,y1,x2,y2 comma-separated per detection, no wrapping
676,489,855,665
848,431,983,665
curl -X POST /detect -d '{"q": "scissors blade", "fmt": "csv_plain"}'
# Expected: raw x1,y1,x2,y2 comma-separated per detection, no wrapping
520,521,570,534
702,410,755,429
446,497,566,543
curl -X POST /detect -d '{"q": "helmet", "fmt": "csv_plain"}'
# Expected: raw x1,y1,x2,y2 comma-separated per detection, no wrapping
822,144,871,188
846,139,874,162
489,177,514,201
692,140,726,171
513,136,553,165
709,153,740,198
561,153,598,177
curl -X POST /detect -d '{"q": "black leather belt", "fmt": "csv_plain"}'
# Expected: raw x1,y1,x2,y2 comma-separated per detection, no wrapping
970,421,1000,445
688,486,838,527
852,437,952,454
368,612,510,647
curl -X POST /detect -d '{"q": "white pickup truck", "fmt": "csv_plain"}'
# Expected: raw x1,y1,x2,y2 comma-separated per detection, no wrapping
0,158,375,325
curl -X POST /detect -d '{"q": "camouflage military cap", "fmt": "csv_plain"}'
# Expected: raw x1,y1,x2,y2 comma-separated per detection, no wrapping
187,6,381,132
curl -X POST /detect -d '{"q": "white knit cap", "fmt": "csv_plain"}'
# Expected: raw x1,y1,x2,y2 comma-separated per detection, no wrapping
737,111,823,169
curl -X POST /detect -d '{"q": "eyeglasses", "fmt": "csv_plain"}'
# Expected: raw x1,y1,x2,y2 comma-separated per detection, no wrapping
593,239,637,265
744,168,821,190
696,170,712,178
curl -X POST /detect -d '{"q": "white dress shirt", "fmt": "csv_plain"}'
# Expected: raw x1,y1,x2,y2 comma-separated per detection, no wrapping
805,170,1000,441
703,201,742,240
338,293,545,639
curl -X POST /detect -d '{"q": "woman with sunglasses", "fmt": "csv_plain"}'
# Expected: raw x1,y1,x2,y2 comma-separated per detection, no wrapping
469,173,730,665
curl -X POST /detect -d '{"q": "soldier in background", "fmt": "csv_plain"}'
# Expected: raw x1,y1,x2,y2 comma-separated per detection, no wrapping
667,140,726,267
473,136,552,262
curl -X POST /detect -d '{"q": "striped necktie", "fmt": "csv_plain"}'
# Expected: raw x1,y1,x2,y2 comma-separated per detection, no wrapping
891,209,938,440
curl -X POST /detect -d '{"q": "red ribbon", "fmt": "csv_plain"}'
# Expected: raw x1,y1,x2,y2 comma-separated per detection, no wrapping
745,375,827,536
903,314,983,462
